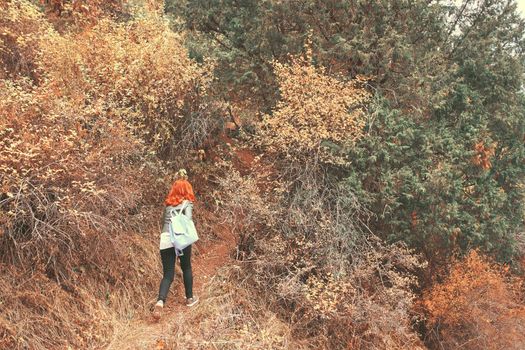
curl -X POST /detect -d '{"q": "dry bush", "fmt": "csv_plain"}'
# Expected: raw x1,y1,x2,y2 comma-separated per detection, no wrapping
37,14,220,157
423,250,525,349
0,1,219,348
346,239,427,350
0,76,157,259
0,233,159,350
0,0,217,263
190,140,287,256
258,42,371,166
0,0,51,80
239,156,426,349
213,153,425,349
210,162,280,256
0,263,112,350
39,0,128,28
250,234,426,350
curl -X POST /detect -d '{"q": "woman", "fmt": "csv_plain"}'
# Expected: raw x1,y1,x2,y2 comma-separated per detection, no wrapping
154,169,198,319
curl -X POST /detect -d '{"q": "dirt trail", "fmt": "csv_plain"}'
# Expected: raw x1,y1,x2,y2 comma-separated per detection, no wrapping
106,227,236,350
104,139,272,350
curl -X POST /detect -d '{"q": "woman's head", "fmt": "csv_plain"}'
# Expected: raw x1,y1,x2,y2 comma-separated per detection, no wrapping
165,168,195,205
176,168,188,180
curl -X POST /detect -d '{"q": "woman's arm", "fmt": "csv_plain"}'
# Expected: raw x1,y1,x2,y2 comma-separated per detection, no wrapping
184,202,193,221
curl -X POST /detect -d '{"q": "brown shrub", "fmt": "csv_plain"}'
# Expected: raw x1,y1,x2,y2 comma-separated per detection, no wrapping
214,151,426,349
0,233,159,350
423,250,525,349
250,234,426,350
0,1,50,80
37,14,220,157
0,0,218,264
38,0,132,30
212,165,278,253
0,1,219,348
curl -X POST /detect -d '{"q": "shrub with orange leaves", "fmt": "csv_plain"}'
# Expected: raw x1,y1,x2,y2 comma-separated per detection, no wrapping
37,15,218,157
0,2,220,348
1,1,216,263
0,0,50,80
258,43,371,166
423,250,525,349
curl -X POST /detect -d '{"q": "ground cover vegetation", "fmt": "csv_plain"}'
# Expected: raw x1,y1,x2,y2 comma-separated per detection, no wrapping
1,0,524,349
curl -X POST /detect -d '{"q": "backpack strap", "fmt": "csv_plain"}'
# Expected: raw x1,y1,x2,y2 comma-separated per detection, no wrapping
174,200,188,215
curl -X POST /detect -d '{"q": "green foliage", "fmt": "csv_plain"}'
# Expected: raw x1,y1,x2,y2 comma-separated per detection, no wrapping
346,93,525,262
165,0,305,109
170,0,525,262
343,1,525,262
166,0,450,112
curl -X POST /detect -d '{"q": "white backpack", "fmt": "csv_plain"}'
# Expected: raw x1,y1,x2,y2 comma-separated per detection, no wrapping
168,201,199,254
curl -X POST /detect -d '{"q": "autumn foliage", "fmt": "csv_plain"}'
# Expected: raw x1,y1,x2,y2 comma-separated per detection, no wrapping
0,1,217,348
2,0,525,349
423,250,525,349
472,141,495,170
39,0,126,22
258,44,371,166
0,0,214,258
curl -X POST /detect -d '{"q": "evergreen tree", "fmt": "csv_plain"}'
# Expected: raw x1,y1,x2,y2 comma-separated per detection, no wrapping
168,0,525,262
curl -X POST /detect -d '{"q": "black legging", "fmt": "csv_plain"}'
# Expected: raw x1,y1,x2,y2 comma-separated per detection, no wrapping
158,245,193,302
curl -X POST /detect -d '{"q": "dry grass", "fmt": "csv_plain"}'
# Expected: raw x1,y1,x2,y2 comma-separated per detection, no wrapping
156,264,304,350
0,232,160,349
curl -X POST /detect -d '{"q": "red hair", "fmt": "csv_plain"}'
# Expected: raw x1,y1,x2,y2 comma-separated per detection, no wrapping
165,179,195,206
